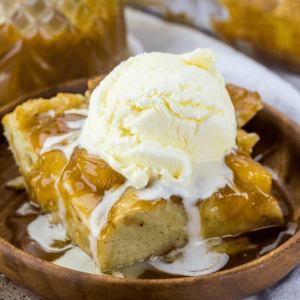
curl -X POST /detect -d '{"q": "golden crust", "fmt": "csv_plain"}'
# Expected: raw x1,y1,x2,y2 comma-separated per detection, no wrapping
2,93,88,130
1,93,87,181
226,84,263,128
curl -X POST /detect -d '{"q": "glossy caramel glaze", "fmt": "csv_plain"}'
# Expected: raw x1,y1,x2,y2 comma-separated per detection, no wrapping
58,148,125,227
28,150,67,211
27,113,85,211
30,113,85,153
0,1,128,105
200,148,284,239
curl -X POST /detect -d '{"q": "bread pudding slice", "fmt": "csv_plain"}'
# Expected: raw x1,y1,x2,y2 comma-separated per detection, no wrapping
2,92,187,270
2,84,284,271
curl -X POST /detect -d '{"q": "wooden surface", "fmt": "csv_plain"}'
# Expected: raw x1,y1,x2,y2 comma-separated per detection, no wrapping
1,79,300,300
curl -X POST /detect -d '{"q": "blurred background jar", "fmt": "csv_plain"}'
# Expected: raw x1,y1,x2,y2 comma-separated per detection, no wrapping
127,0,300,85
0,0,128,105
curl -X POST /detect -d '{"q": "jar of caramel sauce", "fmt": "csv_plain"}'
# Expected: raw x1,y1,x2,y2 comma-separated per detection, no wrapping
128,0,300,75
0,0,128,105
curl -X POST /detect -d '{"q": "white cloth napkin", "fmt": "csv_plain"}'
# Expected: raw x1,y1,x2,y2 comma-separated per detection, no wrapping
126,7,300,300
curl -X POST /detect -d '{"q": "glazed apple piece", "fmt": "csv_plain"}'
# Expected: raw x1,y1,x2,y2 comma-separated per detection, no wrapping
236,129,260,153
28,150,67,211
86,75,106,97
27,112,85,211
200,147,284,239
200,130,283,239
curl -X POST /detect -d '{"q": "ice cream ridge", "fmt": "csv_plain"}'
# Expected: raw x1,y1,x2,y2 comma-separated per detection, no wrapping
79,49,238,275
81,49,236,189
2,48,284,277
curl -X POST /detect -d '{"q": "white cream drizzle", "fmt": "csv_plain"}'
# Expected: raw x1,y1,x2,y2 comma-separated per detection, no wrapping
16,201,39,216
88,182,131,268
259,222,297,255
65,119,86,130
20,207,106,276
36,110,235,276
41,131,80,156
47,110,55,118
63,140,81,160
63,108,89,116
41,109,87,159
53,247,106,275
90,182,131,237
136,158,232,276
27,214,72,253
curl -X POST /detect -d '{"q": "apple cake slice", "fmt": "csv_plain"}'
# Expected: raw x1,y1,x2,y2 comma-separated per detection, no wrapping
2,82,284,271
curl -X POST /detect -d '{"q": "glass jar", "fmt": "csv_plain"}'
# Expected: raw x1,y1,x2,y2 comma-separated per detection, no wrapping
212,0,300,75
127,0,300,76
0,0,128,105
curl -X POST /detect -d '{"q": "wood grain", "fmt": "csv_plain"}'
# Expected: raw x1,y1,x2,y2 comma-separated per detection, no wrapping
1,79,300,300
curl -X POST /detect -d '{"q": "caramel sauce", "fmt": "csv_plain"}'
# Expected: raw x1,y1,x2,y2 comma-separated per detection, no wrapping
27,113,85,211
28,149,67,211
58,148,125,227
5,109,296,279
0,1,128,105
30,113,85,153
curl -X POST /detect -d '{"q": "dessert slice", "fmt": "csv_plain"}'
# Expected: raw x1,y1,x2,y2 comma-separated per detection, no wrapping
57,147,188,270
2,84,284,272
2,92,187,270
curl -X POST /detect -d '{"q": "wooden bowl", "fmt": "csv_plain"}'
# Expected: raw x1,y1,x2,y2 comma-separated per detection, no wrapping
1,79,300,300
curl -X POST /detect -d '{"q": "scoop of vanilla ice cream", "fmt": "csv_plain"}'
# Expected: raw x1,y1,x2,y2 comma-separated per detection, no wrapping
80,49,236,188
